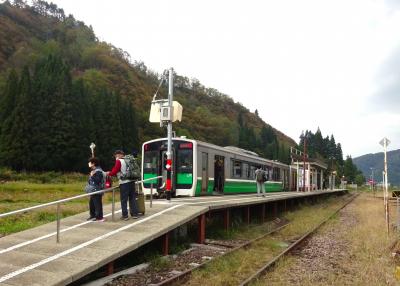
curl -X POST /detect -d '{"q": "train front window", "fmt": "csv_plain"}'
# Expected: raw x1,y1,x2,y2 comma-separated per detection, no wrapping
144,151,158,173
177,149,193,173
176,148,193,188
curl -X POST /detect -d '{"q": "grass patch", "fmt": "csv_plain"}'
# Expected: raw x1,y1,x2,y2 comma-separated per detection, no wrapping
150,255,173,272
0,168,87,184
0,177,123,235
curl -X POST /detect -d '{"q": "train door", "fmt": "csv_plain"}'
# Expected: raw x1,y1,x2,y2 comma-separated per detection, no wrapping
213,155,225,194
201,152,208,194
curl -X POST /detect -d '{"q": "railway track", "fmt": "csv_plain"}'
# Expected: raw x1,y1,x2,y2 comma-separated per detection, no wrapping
239,192,359,286
154,221,291,286
154,193,358,286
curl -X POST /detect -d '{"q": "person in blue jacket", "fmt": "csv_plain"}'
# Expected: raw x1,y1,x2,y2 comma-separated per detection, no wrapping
87,157,105,222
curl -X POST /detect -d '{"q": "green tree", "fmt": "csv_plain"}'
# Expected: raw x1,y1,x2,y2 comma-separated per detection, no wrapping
0,69,18,124
355,174,365,186
0,67,34,169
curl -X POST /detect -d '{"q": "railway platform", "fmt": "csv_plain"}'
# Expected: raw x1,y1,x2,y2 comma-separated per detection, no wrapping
0,189,346,286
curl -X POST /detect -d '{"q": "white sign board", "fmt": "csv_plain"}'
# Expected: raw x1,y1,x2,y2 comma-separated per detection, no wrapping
149,101,183,123
379,137,391,147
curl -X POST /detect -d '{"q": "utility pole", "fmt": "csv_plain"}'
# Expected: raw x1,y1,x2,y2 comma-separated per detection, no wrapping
165,68,174,202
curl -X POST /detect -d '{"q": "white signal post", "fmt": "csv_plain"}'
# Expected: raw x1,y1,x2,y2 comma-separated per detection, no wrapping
166,68,174,201
149,68,182,202
379,137,390,235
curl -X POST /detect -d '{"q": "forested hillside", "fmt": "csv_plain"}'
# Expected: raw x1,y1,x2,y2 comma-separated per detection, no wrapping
353,149,400,187
0,1,296,171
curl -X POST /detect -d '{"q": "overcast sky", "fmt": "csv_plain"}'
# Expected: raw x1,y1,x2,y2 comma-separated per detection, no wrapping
51,0,400,157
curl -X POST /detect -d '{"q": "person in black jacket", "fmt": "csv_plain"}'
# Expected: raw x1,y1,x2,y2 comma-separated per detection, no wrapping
87,157,105,222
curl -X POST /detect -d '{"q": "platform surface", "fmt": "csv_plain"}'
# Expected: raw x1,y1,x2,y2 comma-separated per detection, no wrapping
0,189,345,285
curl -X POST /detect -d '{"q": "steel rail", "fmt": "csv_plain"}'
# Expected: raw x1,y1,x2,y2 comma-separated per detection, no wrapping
0,176,162,243
154,221,292,286
238,193,359,286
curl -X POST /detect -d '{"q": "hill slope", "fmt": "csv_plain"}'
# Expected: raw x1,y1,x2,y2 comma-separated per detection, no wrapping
0,1,296,170
353,149,400,187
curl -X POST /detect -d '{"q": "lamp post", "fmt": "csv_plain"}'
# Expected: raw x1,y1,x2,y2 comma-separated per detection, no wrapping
90,142,96,158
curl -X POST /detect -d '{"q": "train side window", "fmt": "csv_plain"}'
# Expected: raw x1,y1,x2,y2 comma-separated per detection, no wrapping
232,160,242,178
249,165,256,179
266,166,272,180
243,163,249,179
272,167,280,181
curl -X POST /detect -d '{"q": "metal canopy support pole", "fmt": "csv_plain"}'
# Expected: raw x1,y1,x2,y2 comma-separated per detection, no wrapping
198,214,206,244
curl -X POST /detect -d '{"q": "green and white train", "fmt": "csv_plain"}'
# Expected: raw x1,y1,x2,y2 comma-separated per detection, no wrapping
141,137,290,197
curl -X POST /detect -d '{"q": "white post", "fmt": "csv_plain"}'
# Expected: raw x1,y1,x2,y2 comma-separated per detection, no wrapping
307,163,311,191
333,174,336,189
384,143,389,234
380,137,390,235
321,169,324,190
296,161,299,192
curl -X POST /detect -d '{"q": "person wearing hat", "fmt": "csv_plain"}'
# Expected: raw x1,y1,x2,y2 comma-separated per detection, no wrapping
106,150,139,220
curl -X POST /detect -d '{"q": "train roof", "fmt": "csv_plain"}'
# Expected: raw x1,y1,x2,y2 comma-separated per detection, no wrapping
143,137,289,168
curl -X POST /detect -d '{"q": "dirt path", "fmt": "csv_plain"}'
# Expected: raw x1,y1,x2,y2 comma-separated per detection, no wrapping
261,193,399,285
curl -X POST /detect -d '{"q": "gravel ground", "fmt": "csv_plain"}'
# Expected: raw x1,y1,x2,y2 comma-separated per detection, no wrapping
271,203,358,285
106,243,231,286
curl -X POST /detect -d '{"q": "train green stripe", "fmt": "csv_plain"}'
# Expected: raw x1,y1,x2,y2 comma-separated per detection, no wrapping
177,173,193,184
195,179,283,196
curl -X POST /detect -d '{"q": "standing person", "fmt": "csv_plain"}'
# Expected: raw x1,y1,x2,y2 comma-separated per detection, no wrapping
106,150,139,220
87,157,105,222
255,166,266,197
